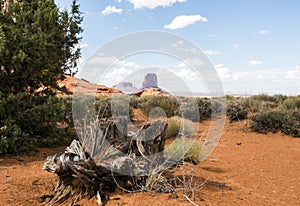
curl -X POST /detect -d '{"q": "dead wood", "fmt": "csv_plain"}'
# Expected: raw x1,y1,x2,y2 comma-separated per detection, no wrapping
42,118,170,205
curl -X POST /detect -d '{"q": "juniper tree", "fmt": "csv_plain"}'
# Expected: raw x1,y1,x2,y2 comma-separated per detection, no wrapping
0,0,83,96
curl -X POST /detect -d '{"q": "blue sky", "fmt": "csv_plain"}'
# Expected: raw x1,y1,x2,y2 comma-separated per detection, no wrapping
55,0,300,95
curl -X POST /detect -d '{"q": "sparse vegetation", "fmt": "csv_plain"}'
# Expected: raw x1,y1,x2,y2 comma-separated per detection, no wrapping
166,116,196,138
281,96,300,110
140,96,179,117
226,101,248,122
250,109,300,137
164,138,202,164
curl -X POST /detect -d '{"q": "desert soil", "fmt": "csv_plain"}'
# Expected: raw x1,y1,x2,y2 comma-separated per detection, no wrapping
0,119,299,206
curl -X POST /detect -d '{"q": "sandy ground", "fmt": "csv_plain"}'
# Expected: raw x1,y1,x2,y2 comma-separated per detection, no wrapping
0,119,299,206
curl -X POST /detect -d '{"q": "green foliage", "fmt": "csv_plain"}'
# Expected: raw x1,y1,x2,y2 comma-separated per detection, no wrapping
250,110,283,133
196,97,212,121
242,97,275,113
95,96,112,118
164,138,202,164
281,96,300,110
0,93,72,155
180,100,200,123
0,0,83,95
140,96,179,117
226,102,248,122
0,121,34,155
72,95,134,124
250,109,300,137
129,95,145,109
166,117,196,138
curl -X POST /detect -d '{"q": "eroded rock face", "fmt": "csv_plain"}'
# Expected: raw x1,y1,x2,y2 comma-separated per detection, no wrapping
58,75,122,96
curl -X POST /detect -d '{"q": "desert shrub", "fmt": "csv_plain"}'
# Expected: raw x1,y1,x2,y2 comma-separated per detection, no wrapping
250,109,300,137
140,96,179,117
251,94,279,103
95,96,112,118
280,110,300,137
180,100,200,122
242,94,287,114
211,98,226,115
166,117,196,138
226,102,248,122
281,96,300,110
164,138,202,164
196,97,212,121
250,110,284,133
129,95,144,109
110,94,133,120
242,98,276,113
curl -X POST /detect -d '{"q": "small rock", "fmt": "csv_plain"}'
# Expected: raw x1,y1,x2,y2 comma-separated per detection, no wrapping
237,196,244,200
32,179,40,185
236,142,242,146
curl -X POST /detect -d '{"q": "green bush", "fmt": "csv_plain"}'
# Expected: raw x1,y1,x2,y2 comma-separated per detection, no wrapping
129,95,144,109
281,110,300,137
0,121,35,155
166,117,196,138
242,98,276,113
226,102,248,122
281,96,300,110
180,100,200,122
164,138,202,164
140,96,179,118
250,110,283,133
250,109,300,137
110,94,133,120
0,93,72,155
196,97,212,121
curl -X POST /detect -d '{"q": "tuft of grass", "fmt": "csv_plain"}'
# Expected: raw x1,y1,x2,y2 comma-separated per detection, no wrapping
164,138,202,164
166,117,197,138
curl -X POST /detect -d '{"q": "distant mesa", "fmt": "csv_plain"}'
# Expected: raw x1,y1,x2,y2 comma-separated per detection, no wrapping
58,73,170,97
113,82,140,94
142,73,158,89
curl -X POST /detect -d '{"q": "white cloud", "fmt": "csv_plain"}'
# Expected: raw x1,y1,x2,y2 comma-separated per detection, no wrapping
164,15,208,30
234,43,240,49
287,66,300,80
249,60,264,65
179,58,204,68
176,68,198,81
253,30,269,35
173,40,185,47
172,40,199,53
203,50,222,56
116,60,140,68
80,43,90,48
102,68,133,85
115,0,122,3
215,64,232,80
128,0,186,9
101,5,123,16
